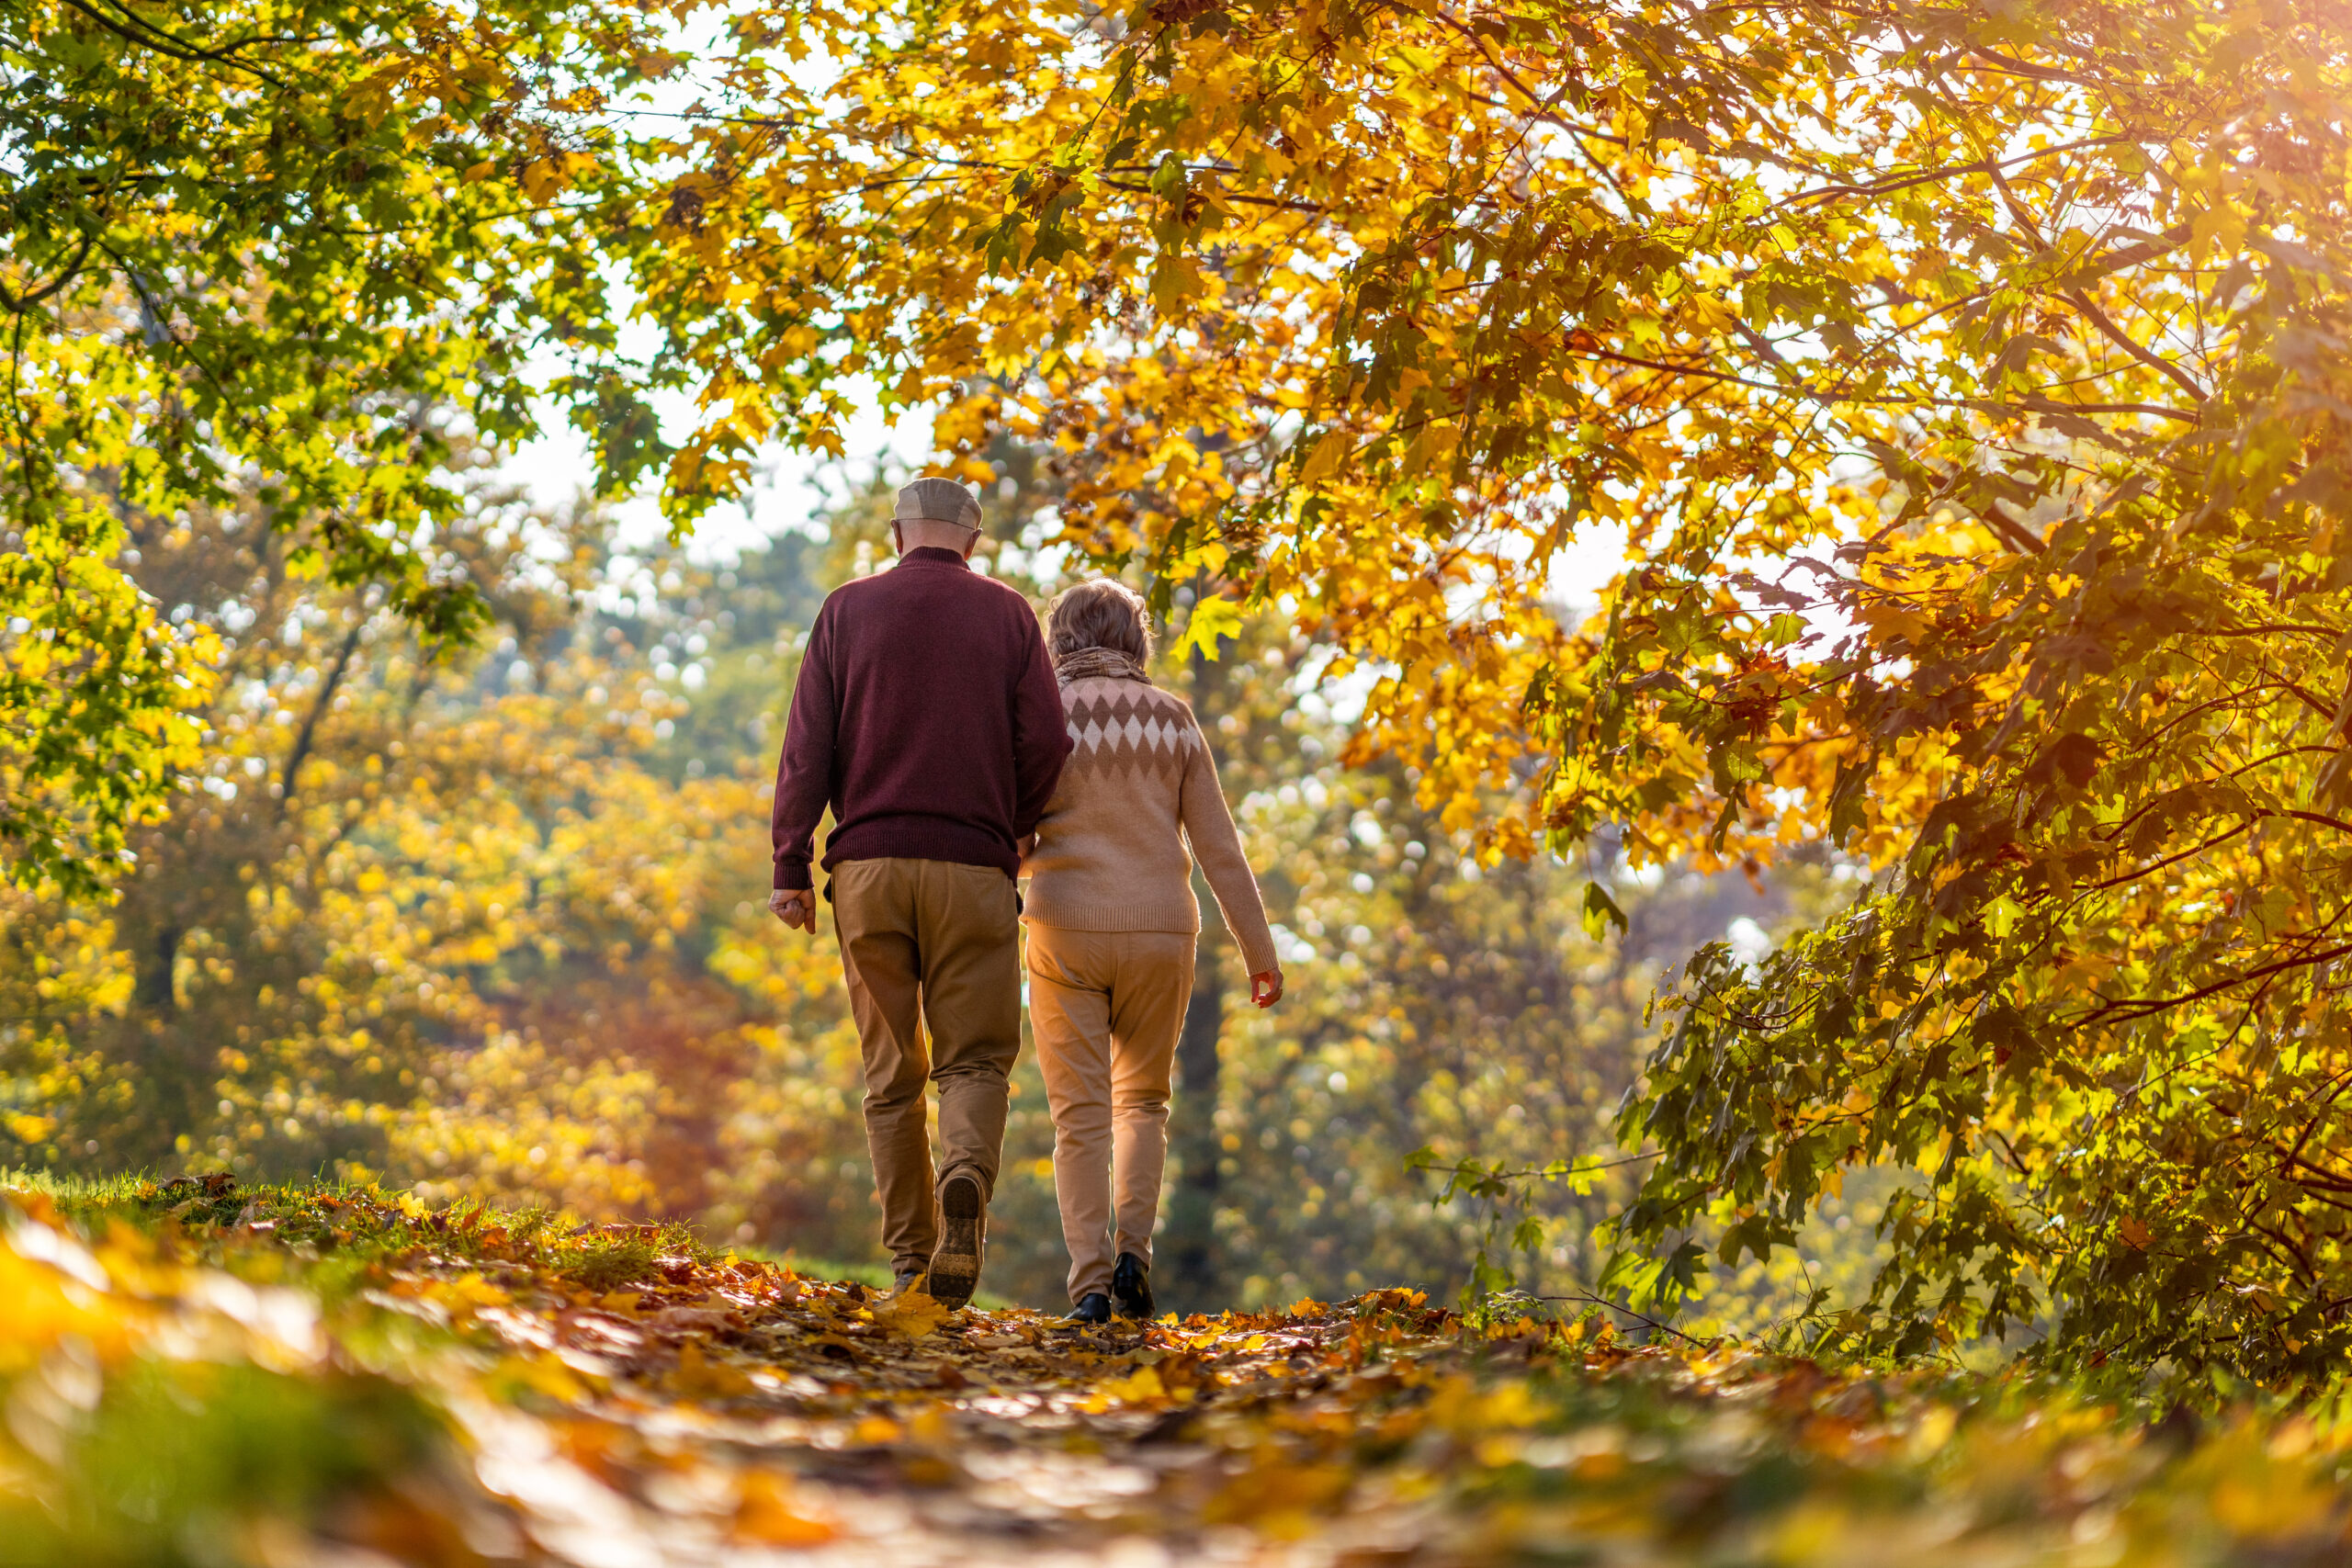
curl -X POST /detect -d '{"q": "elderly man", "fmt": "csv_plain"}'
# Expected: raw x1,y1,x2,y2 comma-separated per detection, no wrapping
768,478,1070,1307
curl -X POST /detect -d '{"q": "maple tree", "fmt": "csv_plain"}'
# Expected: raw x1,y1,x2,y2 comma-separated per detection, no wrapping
577,0,2352,1379
0,444,805,1214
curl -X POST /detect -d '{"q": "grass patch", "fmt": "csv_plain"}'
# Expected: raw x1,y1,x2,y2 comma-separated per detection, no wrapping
1,1169,718,1305
2,1170,1023,1311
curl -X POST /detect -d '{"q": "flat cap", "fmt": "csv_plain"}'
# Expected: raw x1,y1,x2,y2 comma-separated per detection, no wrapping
894,477,983,531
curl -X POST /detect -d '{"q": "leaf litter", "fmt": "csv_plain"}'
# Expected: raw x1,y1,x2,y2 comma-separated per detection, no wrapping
4,1179,2352,1565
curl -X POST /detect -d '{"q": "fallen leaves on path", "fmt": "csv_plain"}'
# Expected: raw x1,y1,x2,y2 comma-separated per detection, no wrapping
5,1179,2352,1565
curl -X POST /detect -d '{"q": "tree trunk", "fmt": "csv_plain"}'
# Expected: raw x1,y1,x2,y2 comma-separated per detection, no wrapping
1163,942,1225,1312
134,922,179,1014
1160,580,1239,1312
277,613,367,818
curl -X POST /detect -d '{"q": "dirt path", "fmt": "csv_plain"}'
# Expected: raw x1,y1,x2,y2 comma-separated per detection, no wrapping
445,1269,1487,1566
17,1181,2352,1566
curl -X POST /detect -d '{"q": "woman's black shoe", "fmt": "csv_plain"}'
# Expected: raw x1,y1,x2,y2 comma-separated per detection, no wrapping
1112,1253,1156,1319
1066,1292,1113,1325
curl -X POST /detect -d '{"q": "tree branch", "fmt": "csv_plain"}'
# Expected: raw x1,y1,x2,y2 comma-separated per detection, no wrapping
277,615,368,818
0,229,98,315
2064,288,2210,406
58,0,290,86
2079,940,2352,1024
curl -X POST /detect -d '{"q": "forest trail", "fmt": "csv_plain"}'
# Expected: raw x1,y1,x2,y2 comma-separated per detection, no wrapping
7,1179,2352,1567
454,1276,1476,1566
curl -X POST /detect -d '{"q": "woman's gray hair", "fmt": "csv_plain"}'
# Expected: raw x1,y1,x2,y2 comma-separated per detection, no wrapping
1047,579,1154,665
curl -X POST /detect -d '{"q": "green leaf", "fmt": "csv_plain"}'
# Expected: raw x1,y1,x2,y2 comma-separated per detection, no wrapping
1580,881,1628,942
1169,596,1244,662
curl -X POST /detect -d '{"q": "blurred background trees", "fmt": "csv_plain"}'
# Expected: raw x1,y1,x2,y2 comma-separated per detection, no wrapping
0,466,1833,1311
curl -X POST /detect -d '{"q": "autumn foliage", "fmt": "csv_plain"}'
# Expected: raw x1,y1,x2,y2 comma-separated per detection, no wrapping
601,0,2352,1381
9,1176,2352,1564
9,0,2352,1393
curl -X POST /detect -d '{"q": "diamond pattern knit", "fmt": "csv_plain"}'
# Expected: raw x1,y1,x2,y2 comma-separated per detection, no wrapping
1021,674,1280,977
1060,688,1197,783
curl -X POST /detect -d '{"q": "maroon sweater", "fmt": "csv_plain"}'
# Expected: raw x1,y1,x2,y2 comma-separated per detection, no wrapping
771,547,1070,892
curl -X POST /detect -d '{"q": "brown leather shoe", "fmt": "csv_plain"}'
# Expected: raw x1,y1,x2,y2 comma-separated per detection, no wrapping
927,1172,985,1309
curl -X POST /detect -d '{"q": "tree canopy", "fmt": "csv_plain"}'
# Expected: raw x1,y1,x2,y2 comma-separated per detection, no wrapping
0,0,670,889
602,0,2352,1380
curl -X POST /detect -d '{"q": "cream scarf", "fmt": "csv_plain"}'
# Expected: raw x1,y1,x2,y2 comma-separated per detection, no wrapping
1053,647,1151,685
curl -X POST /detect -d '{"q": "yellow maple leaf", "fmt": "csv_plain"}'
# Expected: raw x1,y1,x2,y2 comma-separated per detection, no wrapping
665,1340,751,1398
1080,1364,1172,1413
1296,427,1352,486
866,1290,951,1339
850,1414,902,1444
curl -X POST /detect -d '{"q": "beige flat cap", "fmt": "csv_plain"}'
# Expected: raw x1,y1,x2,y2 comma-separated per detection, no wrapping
894,477,983,530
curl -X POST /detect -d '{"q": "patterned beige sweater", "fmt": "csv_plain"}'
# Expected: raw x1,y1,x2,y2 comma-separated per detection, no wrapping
1020,673,1281,977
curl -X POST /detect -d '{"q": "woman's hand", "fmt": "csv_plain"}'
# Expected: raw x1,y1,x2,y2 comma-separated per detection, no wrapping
1250,969,1284,1008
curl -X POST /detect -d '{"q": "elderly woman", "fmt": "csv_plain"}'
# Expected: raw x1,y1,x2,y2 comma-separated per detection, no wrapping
1021,580,1284,1324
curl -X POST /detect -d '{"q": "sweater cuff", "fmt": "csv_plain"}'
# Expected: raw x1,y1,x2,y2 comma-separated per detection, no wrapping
1237,932,1281,980
774,858,813,892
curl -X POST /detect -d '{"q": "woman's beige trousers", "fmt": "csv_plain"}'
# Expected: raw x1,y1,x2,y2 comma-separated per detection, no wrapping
1023,923,1196,1304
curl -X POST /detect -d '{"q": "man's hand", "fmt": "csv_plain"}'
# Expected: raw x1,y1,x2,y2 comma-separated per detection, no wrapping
1250,969,1284,1008
769,888,817,932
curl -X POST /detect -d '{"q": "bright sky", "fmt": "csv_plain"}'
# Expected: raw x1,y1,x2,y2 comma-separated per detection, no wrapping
500,370,1635,607
499,376,941,563
494,14,920,564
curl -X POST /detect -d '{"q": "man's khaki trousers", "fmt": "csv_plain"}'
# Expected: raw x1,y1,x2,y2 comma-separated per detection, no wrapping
1023,923,1195,1303
831,858,1023,1280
